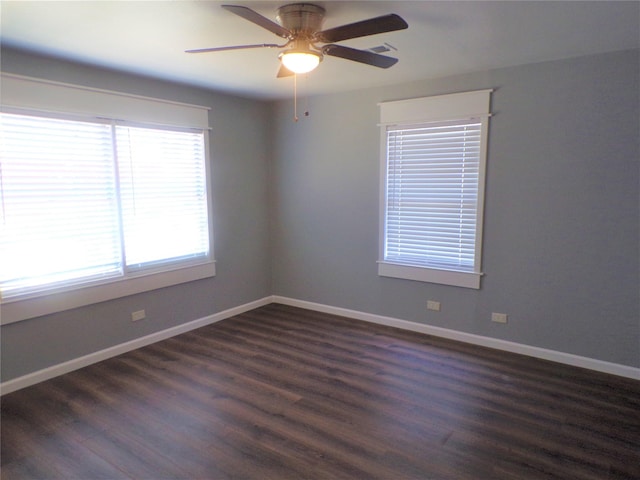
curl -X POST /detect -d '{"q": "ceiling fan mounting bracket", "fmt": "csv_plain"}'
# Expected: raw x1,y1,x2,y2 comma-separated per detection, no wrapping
276,3,326,38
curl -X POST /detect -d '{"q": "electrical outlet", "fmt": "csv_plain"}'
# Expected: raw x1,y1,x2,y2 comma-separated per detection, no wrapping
491,312,508,324
131,309,146,322
427,300,441,311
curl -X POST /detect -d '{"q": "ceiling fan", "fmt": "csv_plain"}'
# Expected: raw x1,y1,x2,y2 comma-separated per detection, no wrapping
186,3,408,77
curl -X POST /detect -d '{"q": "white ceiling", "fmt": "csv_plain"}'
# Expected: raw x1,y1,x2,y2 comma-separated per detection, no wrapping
1,1,638,100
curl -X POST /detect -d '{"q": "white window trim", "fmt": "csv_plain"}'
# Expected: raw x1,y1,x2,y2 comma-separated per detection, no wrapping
0,74,216,324
378,89,492,289
0,73,210,129
1,262,216,325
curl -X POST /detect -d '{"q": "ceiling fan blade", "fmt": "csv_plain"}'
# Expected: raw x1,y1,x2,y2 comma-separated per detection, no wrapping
277,64,295,78
316,14,408,43
322,44,398,68
186,43,281,54
222,4,290,39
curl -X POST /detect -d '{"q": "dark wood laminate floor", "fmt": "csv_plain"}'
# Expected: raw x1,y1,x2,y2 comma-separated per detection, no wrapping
2,303,639,480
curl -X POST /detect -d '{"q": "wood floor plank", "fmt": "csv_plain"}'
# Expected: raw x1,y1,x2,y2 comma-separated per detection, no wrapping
2,303,639,480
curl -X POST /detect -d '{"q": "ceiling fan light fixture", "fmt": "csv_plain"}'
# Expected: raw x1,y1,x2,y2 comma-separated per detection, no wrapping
280,49,322,74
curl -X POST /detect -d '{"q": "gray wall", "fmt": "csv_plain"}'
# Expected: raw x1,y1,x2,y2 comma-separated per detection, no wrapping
1,49,273,381
2,48,638,383
270,49,640,368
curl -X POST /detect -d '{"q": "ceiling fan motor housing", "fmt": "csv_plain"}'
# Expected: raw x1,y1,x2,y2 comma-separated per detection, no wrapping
277,3,326,38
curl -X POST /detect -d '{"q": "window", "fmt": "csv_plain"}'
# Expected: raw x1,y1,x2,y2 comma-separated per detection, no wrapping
0,74,214,323
378,90,492,289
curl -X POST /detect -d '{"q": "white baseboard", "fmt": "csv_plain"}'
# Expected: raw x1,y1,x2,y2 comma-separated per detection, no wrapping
272,296,640,381
0,296,272,395
2,294,638,395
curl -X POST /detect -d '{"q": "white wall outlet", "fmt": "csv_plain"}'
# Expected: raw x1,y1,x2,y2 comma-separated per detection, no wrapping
492,312,508,324
427,300,441,311
131,309,146,322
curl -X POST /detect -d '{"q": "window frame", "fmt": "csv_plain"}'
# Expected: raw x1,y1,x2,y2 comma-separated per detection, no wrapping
0,74,215,324
378,90,492,289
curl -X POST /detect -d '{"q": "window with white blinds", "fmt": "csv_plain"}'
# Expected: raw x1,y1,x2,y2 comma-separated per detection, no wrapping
379,90,491,289
385,119,482,269
1,113,121,296
0,111,211,304
116,125,209,269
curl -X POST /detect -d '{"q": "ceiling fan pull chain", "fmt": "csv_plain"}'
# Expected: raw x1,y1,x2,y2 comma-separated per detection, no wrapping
304,75,310,118
292,74,311,122
294,73,299,122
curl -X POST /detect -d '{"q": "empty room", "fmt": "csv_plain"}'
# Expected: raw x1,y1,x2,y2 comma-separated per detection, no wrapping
1,1,639,479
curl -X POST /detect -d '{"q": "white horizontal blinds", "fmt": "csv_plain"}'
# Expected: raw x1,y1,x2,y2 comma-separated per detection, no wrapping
385,119,482,271
0,76,214,304
0,112,121,297
116,125,209,268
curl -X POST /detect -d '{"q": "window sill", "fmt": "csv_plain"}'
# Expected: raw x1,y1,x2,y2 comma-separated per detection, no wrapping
378,261,481,289
1,261,216,325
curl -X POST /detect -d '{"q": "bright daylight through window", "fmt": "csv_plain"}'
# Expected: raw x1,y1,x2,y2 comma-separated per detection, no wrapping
378,90,492,289
0,74,214,321
0,113,210,299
